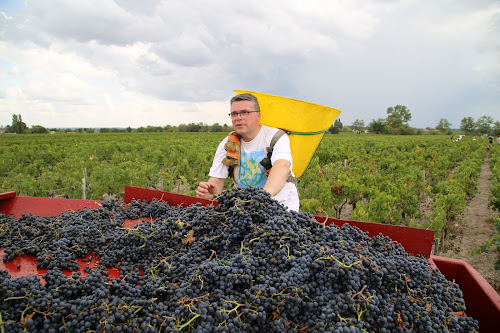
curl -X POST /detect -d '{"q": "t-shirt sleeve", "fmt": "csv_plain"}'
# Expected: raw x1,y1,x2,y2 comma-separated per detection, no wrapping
270,134,293,172
208,138,229,179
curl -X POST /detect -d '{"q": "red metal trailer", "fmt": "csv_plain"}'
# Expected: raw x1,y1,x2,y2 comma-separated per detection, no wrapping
1,186,499,332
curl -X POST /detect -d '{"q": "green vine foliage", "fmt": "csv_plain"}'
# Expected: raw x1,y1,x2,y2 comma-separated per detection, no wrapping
299,134,486,234
1,132,225,199
0,133,491,237
490,146,500,212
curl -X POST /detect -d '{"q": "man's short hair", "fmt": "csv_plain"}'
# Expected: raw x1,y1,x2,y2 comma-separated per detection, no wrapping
230,93,260,111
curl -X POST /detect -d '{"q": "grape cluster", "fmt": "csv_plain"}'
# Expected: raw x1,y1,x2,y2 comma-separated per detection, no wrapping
0,187,479,332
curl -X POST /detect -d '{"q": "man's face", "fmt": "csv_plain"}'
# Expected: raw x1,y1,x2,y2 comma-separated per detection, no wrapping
230,100,261,141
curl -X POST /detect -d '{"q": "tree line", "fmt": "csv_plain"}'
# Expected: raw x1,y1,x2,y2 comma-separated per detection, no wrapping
4,110,499,136
330,105,416,135
458,116,500,135
329,106,500,135
2,115,232,134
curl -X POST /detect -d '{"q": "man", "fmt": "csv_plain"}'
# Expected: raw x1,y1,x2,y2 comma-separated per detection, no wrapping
196,93,299,211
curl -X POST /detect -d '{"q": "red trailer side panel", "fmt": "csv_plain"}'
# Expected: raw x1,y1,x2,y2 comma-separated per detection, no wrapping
0,194,101,218
0,191,16,201
316,216,435,257
431,255,500,333
124,185,216,208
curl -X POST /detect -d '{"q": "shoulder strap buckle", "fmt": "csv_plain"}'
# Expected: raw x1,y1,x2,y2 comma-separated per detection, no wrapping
260,129,288,170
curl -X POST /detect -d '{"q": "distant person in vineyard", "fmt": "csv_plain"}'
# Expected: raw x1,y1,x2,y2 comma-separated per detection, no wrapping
196,93,299,211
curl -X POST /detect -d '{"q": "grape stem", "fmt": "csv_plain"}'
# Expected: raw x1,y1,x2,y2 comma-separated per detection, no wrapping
351,285,367,299
175,313,200,331
315,255,362,268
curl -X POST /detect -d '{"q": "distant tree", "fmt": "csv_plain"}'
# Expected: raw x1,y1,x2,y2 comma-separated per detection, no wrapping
9,114,28,134
401,127,416,135
351,119,365,132
162,125,175,132
211,123,223,132
31,125,48,134
186,123,203,132
435,118,451,133
328,119,343,134
476,115,494,134
460,117,476,134
368,118,387,134
386,105,412,129
137,126,161,132
493,121,500,135
328,125,340,134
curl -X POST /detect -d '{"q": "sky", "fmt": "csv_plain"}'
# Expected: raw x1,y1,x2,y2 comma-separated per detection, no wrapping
0,0,498,129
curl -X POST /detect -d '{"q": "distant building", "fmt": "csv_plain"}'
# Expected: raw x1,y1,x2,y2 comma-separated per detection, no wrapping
0,126,7,133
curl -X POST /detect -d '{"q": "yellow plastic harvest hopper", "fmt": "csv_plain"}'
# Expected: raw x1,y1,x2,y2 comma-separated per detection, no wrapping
234,90,341,178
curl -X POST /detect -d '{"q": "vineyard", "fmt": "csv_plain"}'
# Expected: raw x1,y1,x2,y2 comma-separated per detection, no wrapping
2,132,500,331
0,132,492,242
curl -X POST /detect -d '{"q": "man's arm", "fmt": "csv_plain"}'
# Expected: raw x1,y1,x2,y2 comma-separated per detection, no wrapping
196,177,225,199
263,159,290,197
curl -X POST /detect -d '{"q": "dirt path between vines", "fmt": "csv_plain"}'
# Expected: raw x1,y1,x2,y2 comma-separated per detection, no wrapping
440,155,500,292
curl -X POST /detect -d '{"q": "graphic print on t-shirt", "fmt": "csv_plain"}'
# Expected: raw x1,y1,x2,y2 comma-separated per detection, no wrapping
234,149,266,188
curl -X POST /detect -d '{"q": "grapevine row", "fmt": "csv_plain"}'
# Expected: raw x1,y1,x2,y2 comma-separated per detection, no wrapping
0,133,488,236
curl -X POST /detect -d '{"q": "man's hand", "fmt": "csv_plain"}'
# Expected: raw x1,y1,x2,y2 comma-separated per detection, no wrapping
196,177,225,199
196,182,215,199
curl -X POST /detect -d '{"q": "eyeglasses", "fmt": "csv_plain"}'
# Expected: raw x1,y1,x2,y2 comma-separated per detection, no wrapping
228,110,260,119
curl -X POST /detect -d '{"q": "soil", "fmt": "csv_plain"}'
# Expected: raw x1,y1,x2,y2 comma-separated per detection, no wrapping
440,155,500,293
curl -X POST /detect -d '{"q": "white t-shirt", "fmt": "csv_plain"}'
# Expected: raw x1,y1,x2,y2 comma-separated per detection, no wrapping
209,125,300,211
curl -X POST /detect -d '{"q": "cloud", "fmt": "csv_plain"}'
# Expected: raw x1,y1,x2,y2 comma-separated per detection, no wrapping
0,0,498,129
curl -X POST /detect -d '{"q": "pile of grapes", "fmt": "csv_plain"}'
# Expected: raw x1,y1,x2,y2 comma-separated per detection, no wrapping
0,187,478,332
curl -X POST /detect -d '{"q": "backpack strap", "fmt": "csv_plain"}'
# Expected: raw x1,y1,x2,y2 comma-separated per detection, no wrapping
260,129,297,185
